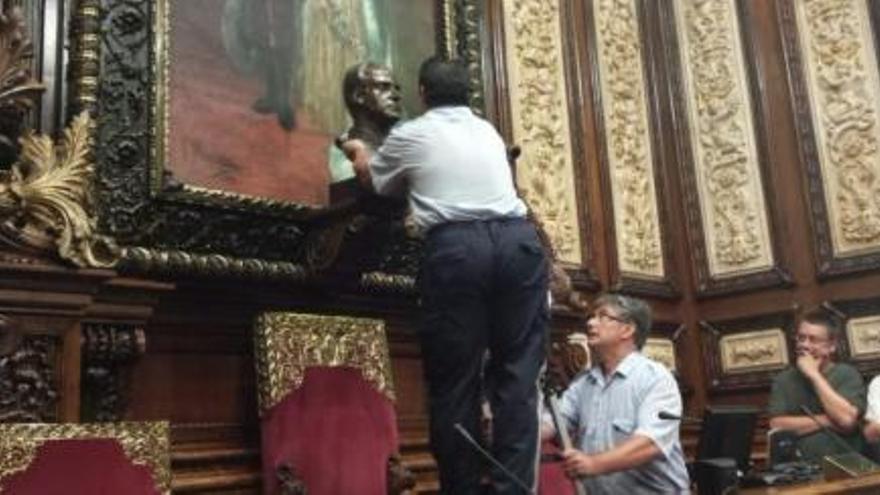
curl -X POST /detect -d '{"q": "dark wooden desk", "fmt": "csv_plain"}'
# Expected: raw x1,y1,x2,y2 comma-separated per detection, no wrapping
740,472,880,494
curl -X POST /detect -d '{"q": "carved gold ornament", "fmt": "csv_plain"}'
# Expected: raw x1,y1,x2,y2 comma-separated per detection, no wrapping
794,0,880,256
0,112,119,267
719,328,789,374
254,313,394,415
502,0,581,264
594,0,664,277
673,0,774,277
0,421,171,494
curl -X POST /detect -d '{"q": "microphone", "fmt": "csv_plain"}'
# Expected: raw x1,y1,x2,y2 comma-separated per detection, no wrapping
453,423,536,494
658,411,701,423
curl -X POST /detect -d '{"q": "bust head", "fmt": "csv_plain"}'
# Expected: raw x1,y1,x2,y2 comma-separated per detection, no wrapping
343,62,402,130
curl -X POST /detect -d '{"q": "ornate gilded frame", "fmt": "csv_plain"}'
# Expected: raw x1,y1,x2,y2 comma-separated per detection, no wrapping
777,0,880,279
700,311,794,392
662,0,791,297
253,312,394,415
69,0,485,281
0,421,171,494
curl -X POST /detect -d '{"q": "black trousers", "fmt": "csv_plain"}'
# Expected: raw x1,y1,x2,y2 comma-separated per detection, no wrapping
419,217,549,495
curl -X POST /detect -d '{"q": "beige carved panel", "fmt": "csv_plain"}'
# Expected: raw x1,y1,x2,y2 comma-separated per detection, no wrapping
644,337,676,372
673,0,774,277
719,328,789,375
794,0,880,256
594,0,664,278
502,0,582,264
846,315,880,361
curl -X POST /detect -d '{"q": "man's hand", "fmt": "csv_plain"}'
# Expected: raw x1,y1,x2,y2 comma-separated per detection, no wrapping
797,354,822,380
562,448,597,478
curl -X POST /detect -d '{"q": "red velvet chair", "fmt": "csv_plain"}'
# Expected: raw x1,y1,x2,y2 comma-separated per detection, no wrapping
254,312,413,495
0,421,170,495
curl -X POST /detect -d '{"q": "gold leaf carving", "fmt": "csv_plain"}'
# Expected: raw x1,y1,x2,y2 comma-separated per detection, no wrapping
795,0,880,255
503,0,581,264
674,0,773,276
719,328,788,374
0,422,170,494
594,0,663,276
254,313,394,415
0,112,119,267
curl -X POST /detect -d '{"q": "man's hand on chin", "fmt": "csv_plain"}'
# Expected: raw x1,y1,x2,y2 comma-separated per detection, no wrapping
797,353,822,380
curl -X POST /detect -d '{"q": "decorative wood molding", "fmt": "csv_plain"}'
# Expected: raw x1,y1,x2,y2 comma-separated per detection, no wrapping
644,337,676,372
665,0,791,297
825,297,880,375
81,323,146,422
501,0,582,265
779,0,880,277
701,312,794,392
0,334,59,422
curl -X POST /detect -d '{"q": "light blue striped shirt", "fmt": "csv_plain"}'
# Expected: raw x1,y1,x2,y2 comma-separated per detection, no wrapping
553,352,690,494
368,106,527,232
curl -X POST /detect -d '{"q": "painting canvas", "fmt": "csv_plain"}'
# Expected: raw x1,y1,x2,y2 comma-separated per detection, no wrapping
166,0,437,206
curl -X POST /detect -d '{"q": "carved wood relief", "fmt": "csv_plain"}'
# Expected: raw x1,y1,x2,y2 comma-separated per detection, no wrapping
0,335,59,422
644,337,676,372
780,0,880,276
701,312,793,391
672,0,774,278
719,329,788,375
592,0,664,279
501,0,582,264
846,314,880,362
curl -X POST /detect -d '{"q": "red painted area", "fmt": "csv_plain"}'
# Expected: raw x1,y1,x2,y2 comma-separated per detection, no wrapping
167,0,330,206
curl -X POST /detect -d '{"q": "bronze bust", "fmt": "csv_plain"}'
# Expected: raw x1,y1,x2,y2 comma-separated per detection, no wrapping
340,62,402,150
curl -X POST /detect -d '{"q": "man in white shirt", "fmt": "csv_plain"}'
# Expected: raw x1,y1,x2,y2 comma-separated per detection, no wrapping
342,56,548,495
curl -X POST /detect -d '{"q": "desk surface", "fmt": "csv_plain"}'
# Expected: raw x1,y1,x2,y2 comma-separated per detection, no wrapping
740,471,880,494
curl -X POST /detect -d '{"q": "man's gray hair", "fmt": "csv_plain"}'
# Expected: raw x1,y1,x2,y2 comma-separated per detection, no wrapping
593,293,653,349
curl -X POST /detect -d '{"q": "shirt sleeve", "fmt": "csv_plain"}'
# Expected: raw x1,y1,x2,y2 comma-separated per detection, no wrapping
867,376,880,422
634,370,683,459
369,123,420,197
833,364,867,415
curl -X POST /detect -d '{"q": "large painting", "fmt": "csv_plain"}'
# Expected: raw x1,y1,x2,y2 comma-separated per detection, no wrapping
70,0,485,279
165,0,437,205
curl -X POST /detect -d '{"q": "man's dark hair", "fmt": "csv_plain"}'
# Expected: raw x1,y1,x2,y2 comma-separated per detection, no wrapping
801,307,844,345
418,56,469,108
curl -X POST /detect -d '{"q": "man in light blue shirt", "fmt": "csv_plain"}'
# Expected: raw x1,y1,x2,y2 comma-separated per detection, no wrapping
343,57,548,495
543,294,690,494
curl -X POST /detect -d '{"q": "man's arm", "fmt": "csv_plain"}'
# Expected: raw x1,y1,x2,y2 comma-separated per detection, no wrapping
562,435,661,477
769,413,838,436
798,356,860,432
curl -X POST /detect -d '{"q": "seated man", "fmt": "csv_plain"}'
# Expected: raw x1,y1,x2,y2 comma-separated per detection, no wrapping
542,293,690,495
768,309,866,462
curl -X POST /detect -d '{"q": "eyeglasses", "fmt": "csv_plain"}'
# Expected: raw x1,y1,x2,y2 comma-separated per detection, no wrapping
795,333,830,345
590,311,628,324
